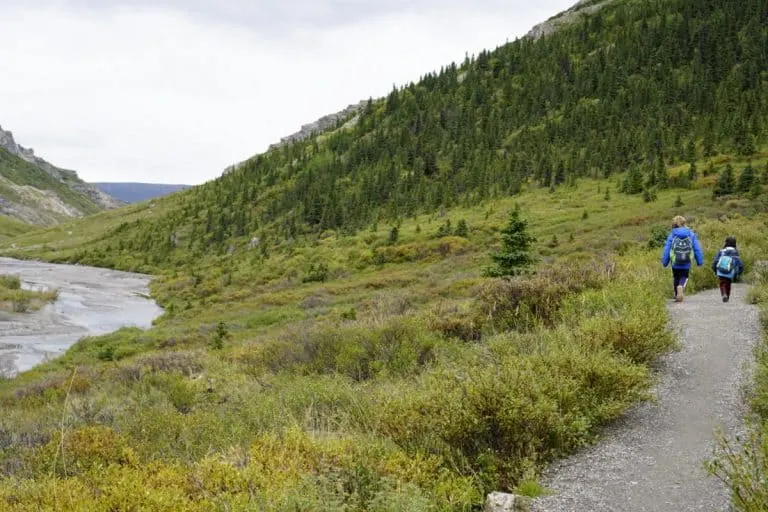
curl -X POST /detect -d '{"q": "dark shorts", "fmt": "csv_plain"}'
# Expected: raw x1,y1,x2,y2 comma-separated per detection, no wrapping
672,268,690,295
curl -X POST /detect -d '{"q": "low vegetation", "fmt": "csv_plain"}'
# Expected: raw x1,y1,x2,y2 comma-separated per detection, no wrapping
0,274,58,313
0,161,766,508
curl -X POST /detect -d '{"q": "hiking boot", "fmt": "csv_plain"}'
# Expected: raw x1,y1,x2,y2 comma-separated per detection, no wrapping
724,295,729,303
676,285,684,302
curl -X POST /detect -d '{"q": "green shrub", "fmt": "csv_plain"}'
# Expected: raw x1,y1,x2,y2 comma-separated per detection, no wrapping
708,427,768,512
476,261,616,333
648,225,669,249
35,426,137,476
376,337,650,492
242,319,441,381
0,274,21,290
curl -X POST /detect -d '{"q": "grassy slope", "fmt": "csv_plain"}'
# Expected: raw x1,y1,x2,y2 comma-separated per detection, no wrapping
0,215,34,241
0,154,766,509
0,148,103,221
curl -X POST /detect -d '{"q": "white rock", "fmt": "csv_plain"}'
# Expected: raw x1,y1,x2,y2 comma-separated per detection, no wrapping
485,492,531,512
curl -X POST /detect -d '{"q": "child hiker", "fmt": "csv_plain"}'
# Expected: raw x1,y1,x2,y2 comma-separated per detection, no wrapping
712,236,744,303
661,215,704,302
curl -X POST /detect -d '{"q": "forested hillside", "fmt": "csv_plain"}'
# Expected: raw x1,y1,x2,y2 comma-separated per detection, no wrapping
45,0,765,270
0,0,767,509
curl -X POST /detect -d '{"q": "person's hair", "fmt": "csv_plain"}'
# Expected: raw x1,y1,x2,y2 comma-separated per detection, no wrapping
724,236,737,248
672,215,686,227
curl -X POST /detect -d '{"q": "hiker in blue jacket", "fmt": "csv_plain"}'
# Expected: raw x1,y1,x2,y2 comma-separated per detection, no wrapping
711,236,744,303
661,215,704,302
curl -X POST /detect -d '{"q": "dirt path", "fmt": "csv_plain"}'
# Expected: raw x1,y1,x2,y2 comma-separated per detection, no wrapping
533,283,760,512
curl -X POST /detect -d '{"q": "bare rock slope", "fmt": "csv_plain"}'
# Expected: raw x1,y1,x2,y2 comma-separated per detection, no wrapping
0,125,122,224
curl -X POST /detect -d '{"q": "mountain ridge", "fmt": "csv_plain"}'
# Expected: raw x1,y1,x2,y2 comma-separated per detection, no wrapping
92,182,191,204
0,125,122,225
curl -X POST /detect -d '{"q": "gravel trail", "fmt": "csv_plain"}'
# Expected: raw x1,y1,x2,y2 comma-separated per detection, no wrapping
533,283,759,512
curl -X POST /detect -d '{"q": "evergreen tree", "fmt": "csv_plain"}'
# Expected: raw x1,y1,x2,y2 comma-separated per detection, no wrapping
687,162,697,183
455,219,469,238
388,226,399,244
713,165,736,198
622,166,644,194
737,164,757,194
655,157,670,189
548,234,559,248
484,207,536,277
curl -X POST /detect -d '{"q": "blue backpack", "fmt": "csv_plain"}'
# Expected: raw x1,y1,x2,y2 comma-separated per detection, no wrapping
716,254,736,278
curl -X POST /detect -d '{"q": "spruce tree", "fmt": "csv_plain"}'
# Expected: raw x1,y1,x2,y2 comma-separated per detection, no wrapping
484,206,536,277
737,164,756,194
713,164,736,198
388,226,399,244
687,162,698,183
655,157,669,189
622,165,644,194
455,219,469,238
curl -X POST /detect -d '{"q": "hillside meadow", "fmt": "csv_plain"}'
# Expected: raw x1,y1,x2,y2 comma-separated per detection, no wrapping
0,157,766,509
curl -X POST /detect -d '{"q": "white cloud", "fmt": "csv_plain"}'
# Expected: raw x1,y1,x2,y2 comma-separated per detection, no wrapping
0,1,575,184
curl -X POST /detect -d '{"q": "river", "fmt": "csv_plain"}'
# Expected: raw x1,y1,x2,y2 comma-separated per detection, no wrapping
0,257,163,375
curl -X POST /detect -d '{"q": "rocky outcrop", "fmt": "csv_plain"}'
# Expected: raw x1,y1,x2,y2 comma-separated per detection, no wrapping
224,101,367,174
0,125,123,210
269,101,366,150
526,0,613,40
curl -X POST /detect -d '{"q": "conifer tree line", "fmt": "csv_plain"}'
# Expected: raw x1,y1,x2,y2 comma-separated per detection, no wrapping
108,0,766,259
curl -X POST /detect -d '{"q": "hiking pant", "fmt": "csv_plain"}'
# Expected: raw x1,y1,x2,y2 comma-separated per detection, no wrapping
719,277,733,298
672,268,690,297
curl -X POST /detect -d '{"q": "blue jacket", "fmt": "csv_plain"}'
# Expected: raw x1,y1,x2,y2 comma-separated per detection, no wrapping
712,247,744,278
661,227,704,269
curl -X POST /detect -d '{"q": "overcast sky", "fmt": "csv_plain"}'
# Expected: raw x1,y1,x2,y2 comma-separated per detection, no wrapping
1,0,575,185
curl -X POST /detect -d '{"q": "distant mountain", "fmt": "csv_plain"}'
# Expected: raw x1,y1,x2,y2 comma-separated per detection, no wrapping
0,125,122,225
92,183,191,203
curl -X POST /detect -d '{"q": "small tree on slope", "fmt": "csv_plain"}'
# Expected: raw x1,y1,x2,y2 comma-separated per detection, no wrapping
484,206,536,277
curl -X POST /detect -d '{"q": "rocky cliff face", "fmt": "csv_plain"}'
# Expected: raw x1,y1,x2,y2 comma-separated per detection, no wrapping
0,125,123,210
268,101,367,150
526,0,612,40
224,101,366,174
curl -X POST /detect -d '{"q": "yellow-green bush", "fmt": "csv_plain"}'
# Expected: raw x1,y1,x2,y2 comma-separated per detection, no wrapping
374,331,649,492
239,318,442,380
